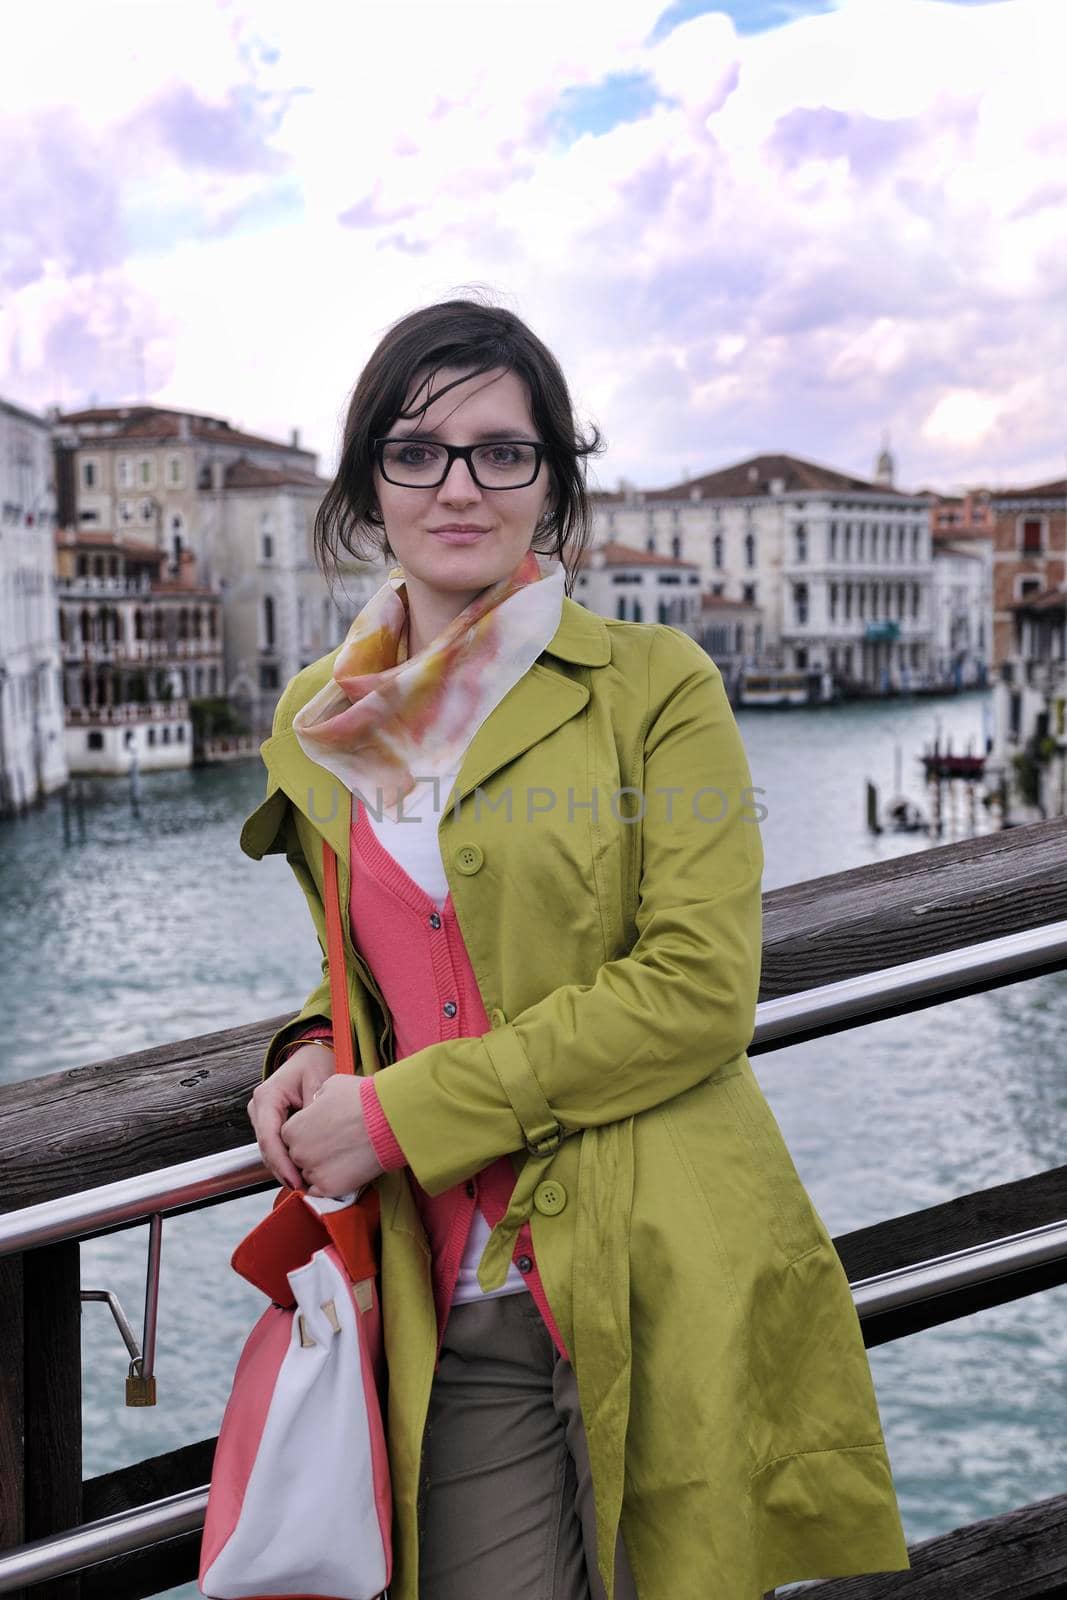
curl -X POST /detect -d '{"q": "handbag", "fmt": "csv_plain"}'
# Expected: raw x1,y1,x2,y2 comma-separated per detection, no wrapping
199,841,392,1600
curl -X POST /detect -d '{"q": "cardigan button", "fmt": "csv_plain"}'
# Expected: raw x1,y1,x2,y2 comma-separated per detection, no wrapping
429,912,442,929
443,1001,457,1018
516,1255,534,1275
453,842,483,875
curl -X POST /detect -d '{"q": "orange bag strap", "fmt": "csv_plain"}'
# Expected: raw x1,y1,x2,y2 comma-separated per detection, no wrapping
323,841,356,1078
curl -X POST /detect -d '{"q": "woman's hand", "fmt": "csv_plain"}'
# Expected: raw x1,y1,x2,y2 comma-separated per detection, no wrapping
280,1075,385,1198
248,1043,337,1190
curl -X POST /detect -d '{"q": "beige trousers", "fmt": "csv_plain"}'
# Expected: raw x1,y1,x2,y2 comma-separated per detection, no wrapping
417,1292,638,1600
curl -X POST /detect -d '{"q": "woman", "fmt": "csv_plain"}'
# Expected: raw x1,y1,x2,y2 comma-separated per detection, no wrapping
242,297,909,1600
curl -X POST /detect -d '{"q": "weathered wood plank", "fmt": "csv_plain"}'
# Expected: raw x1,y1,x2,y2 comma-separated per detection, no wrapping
805,1489,1067,1596
759,815,1067,1000
2,820,1066,1214
81,1439,215,1600
22,1242,82,1600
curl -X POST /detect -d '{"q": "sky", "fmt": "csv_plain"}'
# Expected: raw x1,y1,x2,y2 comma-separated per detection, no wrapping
2,0,1065,496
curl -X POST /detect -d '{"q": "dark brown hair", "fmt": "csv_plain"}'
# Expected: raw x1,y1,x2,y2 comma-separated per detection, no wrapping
314,293,604,597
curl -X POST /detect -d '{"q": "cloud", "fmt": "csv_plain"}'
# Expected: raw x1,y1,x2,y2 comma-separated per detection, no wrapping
1,0,1065,495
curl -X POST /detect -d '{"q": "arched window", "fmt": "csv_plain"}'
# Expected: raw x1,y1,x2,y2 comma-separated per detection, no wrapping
632,599,643,623
263,595,276,649
616,596,626,620
712,533,723,570
744,533,755,569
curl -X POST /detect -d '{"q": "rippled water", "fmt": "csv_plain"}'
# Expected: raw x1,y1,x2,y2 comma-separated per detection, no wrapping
4,688,1065,1598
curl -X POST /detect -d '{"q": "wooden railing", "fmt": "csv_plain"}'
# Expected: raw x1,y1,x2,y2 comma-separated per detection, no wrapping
1,817,1066,1598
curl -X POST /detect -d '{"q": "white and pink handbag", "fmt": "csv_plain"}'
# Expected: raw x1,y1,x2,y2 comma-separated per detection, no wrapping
200,842,392,1600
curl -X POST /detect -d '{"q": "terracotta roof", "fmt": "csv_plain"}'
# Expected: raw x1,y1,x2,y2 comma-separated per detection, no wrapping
55,527,163,561
576,540,700,571
59,405,315,459
649,452,913,502
991,477,1067,502
224,457,329,490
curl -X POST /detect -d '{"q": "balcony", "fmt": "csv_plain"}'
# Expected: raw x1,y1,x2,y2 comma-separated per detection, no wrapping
66,700,190,727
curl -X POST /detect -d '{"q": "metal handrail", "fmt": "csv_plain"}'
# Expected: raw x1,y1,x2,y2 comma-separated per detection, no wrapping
3,916,1067,1260
3,1213,1067,1592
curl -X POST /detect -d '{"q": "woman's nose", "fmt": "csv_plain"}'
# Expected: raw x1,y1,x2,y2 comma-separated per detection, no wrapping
437,456,482,503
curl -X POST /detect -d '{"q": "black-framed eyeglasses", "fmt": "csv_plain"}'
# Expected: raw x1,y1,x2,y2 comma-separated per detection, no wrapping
373,437,546,490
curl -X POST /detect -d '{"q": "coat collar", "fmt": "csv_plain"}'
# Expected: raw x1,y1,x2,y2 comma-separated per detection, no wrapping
258,596,610,854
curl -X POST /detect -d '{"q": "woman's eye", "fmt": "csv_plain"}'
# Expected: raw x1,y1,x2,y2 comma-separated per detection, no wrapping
487,446,519,463
399,446,431,464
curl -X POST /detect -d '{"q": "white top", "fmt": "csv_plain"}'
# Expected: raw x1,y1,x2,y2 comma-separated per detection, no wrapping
362,566,567,1303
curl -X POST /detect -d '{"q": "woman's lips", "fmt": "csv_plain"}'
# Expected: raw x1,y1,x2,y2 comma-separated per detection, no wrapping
429,528,489,545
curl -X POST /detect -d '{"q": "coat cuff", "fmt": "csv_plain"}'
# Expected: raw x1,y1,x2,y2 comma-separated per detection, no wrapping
359,1076,407,1171
274,1023,334,1068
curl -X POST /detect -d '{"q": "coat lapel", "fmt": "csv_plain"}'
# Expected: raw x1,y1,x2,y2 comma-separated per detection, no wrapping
259,595,610,848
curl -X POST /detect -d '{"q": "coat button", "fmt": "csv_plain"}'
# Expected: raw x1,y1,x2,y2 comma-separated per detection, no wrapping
443,1001,457,1018
453,843,483,875
516,1254,534,1274
429,912,442,929
533,1180,567,1217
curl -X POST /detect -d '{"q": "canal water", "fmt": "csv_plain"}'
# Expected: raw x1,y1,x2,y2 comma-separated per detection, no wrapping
3,688,1064,1597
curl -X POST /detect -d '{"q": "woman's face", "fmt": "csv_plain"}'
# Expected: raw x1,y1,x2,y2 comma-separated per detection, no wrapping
373,364,554,596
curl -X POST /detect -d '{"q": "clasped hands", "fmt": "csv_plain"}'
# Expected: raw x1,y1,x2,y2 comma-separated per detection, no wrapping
247,1042,386,1197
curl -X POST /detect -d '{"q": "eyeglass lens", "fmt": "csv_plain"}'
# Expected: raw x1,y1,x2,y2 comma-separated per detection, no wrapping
380,441,539,487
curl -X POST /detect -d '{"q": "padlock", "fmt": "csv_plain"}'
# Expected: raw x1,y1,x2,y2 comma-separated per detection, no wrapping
126,1357,157,1407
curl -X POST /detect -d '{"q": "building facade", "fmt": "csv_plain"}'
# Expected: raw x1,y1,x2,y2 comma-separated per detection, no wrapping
592,452,934,692
51,406,364,732
55,527,223,774
572,540,703,632
0,398,67,813
989,587,1067,819
929,540,991,687
986,478,1067,669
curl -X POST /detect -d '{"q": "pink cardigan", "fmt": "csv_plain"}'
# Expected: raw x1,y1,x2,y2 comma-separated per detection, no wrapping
278,798,567,1362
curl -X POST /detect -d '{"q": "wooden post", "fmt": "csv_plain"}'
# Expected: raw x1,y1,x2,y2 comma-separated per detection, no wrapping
23,1242,83,1600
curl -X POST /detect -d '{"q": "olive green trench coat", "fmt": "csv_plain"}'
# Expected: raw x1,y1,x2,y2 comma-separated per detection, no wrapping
240,600,909,1600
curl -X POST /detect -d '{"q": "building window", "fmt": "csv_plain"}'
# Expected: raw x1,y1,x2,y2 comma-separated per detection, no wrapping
793,583,809,625
262,533,274,561
162,725,171,744
712,533,723,570
844,526,852,561
616,597,626,620
79,510,98,523
671,534,681,559
829,583,838,622
829,523,838,560
176,723,185,742
260,664,281,690
741,582,756,605
167,455,183,487
911,527,920,561
148,727,156,746
139,458,154,487
632,600,643,622
1021,518,1044,554
140,498,155,524
645,536,655,554
87,730,104,750
911,583,920,618
744,533,755,569
263,596,276,649
118,499,134,524
82,459,98,490
795,646,808,669
794,524,807,563
858,526,866,561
